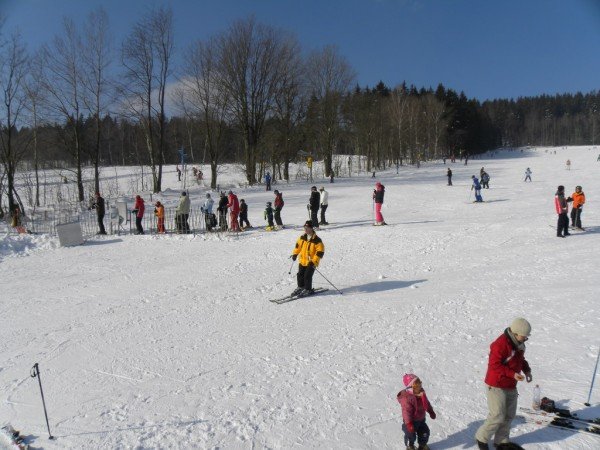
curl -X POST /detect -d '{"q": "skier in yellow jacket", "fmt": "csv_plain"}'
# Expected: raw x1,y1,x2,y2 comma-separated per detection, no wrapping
290,220,325,297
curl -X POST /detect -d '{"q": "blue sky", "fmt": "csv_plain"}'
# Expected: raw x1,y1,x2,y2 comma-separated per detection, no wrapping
2,0,599,101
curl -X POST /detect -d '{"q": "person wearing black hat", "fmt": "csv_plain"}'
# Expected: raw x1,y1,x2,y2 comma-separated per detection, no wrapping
91,192,107,235
290,220,325,297
308,186,320,228
217,192,228,231
554,185,570,237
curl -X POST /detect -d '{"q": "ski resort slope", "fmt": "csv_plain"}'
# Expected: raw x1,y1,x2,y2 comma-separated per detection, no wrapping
1,147,599,449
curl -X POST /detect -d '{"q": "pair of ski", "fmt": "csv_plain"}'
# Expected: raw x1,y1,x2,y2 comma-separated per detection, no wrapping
0,425,29,449
519,407,600,437
269,287,328,304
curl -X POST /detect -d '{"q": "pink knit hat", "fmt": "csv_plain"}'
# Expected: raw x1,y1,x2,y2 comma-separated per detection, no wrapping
403,373,418,387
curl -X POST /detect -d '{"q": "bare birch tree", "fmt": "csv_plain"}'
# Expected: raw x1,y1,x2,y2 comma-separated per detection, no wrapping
177,37,229,189
216,17,287,185
271,34,306,182
120,6,173,193
0,32,28,214
305,45,355,177
23,50,46,207
80,7,113,194
41,18,86,202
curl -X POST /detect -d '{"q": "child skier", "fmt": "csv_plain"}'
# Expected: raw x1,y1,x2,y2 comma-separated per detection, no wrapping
239,199,251,230
397,373,436,450
471,176,483,202
264,202,275,231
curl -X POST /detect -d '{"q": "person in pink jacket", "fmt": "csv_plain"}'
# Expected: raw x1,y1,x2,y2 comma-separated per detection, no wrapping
397,373,436,450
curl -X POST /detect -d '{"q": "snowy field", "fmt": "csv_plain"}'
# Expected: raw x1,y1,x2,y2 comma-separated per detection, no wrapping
1,146,599,449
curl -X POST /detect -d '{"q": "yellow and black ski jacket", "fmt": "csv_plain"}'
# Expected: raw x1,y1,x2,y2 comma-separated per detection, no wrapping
292,233,324,267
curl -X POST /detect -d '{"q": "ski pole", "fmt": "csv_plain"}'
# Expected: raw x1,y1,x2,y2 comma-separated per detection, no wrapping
468,188,473,202
314,267,343,295
288,257,295,274
30,363,54,440
584,345,600,406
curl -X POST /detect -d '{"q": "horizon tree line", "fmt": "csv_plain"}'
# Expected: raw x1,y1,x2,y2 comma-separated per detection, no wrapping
1,8,599,218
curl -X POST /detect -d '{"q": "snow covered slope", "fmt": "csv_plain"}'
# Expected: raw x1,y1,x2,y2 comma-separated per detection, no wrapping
1,147,599,449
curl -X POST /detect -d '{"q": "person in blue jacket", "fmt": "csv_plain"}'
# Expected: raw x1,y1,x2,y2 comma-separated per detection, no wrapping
471,176,483,202
265,172,272,191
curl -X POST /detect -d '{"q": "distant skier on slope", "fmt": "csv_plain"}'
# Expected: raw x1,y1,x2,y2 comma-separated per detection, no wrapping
227,190,240,232
217,192,228,231
273,190,284,228
308,186,320,228
239,199,251,230
471,176,483,202
397,373,437,450
481,171,490,189
264,202,275,231
555,185,570,237
319,186,329,225
290,220,324,297
447,168,453,186
373,182,386,225
566,185,585,230
524,168,532,182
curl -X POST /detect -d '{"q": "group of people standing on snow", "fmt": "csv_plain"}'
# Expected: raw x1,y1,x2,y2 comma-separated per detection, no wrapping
396,317,532,450
555,184,586,237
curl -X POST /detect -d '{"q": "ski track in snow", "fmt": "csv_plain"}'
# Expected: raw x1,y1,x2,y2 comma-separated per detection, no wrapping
1,146,600,449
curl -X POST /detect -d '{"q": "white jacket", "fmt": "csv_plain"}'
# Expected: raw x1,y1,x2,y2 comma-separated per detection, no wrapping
202,197,214,214
320,190,329,206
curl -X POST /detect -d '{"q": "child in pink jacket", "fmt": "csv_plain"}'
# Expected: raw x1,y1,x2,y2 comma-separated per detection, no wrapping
397,373,436,450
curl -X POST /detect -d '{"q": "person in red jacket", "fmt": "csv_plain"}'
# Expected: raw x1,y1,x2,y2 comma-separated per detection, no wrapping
132,195,145,235
227,190,240,231
475,318,532,449
397,373,436,450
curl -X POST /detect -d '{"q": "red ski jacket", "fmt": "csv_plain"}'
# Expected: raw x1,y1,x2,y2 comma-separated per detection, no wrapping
227,193,240,214
484,329,530,389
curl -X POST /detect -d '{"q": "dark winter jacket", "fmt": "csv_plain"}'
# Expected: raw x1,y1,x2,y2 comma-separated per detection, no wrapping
484,329,531,389
472,178,481,190
218,195,228,212
274,193,284,210
93,196,105,216
264,205,274,220
373,183,385,203
309,191,320,211
240,201,248,215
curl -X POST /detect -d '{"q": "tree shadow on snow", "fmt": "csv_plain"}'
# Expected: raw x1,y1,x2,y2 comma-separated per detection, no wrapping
342,279,426,294
53,419,207,438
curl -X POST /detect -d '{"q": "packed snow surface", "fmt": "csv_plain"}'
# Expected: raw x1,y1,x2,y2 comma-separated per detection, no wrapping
1,147,599,449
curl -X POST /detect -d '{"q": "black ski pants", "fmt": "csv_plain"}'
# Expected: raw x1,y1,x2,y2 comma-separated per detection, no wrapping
97,213,106,234
297,264,315,290
557,213,569,236
570,207,583,228
239,212,250,228
274,208,283,226
320,205,328,224
135,216,144,234
310,209,319,228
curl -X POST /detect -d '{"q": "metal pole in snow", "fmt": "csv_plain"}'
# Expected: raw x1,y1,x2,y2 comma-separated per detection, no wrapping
30,363,54,440
584,346,600,406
